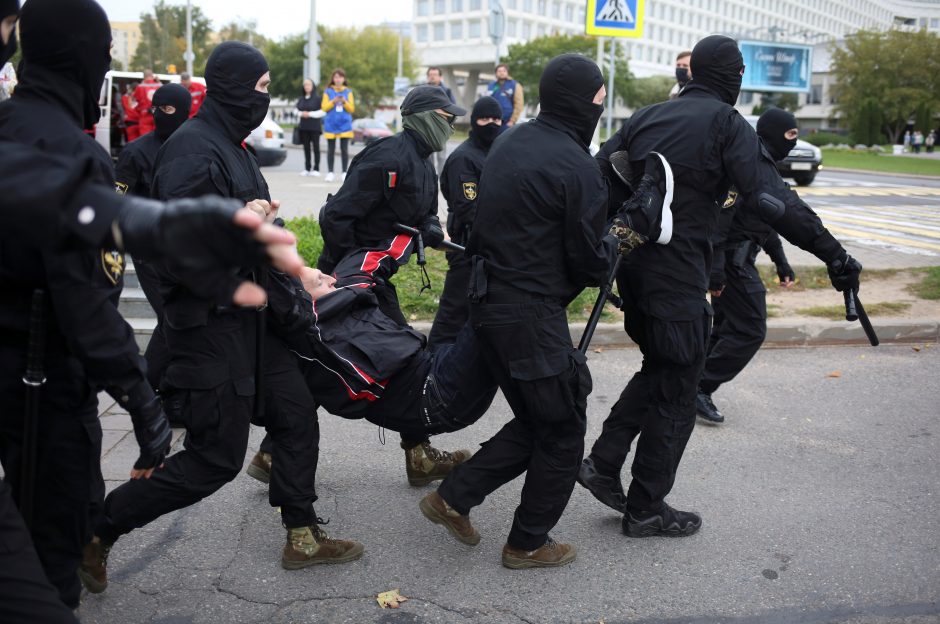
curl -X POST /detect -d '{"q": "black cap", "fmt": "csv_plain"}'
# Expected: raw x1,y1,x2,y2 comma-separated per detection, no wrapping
401,85,467,117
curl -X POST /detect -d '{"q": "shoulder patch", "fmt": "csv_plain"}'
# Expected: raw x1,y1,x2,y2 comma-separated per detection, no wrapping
386,171,398,189
462,181,478,201
101,249,125,286
722,190,738,209
115,181,128,195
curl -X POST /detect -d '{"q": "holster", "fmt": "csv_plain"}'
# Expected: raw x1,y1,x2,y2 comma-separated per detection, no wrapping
730,241,760,269
467,255,488,303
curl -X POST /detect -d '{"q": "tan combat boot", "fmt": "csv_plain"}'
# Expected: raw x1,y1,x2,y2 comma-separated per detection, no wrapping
78,536,114,593
246,450,272,484
501,538,577,569
419,491,480,545
402,440,472,486
281,525,364,570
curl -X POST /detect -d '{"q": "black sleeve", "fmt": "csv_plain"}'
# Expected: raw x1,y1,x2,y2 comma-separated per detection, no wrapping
113,146,139,196
266,269,315,341
762,231,789,267
563,167,611,288
318,163,385,260
441,154,481,238
722,114,761,198
151,154,229,200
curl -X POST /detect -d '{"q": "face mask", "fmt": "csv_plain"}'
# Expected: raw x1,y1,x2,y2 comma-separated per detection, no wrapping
675,67,689,86
152,83,192,141
473,121,501,148
402,109,453,152
245,91,271,131
757,108,799,162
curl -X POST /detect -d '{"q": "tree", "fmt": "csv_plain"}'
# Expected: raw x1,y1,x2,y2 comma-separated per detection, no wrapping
751,92,801,116
217,19,269,50
627,76,674,110
831,29,940,144
131,1,212,75
264,34,306,101
500,34,633,109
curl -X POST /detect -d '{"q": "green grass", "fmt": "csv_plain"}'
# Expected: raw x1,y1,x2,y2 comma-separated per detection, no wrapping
757,265,905,291
796,301,911,320
909,266,940,300
283,217,620,322
820,149,940,177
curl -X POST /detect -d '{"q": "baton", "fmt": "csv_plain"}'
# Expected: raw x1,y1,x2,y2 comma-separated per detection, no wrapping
579,256,623,354
20,290,47,527
393,223,466,254
843,289,879,347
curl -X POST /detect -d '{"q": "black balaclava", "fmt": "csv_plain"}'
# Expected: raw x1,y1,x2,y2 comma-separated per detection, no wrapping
18,0,112,128
537,53,605,147
153,83,192,142
470,96,502,149
204,41,270,139
689,35,743,106
757,107,798,162
0,0,19,66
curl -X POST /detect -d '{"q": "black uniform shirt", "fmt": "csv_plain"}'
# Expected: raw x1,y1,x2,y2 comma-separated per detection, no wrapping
0,76,145,392
317,129,441,272
114,131,161,197
440,134,487,246
467,117,610,301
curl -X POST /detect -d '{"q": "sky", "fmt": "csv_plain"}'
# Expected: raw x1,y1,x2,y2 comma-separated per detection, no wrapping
98,0,413,40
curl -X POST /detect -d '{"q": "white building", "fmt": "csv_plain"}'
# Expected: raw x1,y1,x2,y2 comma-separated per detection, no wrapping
411,0,940,109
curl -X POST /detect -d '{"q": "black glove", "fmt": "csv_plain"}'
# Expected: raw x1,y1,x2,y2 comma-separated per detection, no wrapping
117,196,260,268
421,221,446,249
776,263,796,283
609,215,647,256
114,381,172,471
827,251,862,293
709,269,726,293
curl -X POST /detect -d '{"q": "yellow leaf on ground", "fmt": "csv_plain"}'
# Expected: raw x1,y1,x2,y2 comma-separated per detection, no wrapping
377,589,409,609
826,371,842,378
912,346,921,352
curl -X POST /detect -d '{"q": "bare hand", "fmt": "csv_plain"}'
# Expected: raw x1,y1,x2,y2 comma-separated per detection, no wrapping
709,287,725,298
226,209,304,307
780,276,794,289
130,463,163,479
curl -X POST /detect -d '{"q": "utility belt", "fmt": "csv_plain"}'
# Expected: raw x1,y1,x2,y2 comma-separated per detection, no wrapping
727,240,761,269
467,256,559,305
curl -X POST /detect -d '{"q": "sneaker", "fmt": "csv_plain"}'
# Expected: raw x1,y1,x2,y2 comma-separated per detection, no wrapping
419,491,480,545
281,524,364,569
696,391,724,424
622,503,702,538
310,169,321,177
78,536,113,593
610,151,674,255
299,170,309,176
246,450,272,484
576,457,627,513
402,440,472,486
324,172,335,182
501,537,576,569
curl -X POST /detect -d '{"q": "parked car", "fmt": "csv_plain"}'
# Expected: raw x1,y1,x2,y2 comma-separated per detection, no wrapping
352,118,393,144
245,113,287,167
95,70,186,159
744,115,822,186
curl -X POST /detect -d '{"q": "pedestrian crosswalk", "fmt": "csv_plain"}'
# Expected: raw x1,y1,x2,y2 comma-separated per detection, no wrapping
798,185,940,197
811,203,940,255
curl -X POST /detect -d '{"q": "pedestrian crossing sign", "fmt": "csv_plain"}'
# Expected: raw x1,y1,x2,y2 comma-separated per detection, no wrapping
585,0,644,38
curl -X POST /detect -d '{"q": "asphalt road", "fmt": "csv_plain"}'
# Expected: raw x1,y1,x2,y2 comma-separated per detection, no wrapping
77,345,940,624
264,145,940,270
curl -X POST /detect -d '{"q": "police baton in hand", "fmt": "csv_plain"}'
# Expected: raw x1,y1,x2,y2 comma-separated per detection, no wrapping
579,256,623,355
843,289,879,347
392,223,466,254
20,290,48,527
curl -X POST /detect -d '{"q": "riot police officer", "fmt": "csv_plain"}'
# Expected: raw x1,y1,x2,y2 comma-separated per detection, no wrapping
427,96,502,350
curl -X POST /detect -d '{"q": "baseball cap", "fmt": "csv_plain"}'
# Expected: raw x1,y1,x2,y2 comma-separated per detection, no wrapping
401,85,467,117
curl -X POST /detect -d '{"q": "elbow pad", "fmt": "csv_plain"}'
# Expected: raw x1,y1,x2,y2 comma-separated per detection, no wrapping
757,193,786,223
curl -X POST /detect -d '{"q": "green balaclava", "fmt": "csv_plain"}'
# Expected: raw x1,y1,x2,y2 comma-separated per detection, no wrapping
402,110,453,152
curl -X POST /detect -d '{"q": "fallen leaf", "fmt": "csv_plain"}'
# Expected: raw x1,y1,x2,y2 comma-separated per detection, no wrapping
912,346,921,352
594,347,604,353
377,589,409,609
826,371,842,378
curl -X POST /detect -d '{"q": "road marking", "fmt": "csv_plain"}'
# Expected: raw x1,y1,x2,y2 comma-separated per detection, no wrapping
799,186,940,197
826,225,940,253
817,213,940,236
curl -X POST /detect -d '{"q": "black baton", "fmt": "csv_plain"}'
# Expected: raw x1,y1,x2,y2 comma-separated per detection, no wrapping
844,289,879,347
20,290,47,527
393,223,466,254
579,256,622,354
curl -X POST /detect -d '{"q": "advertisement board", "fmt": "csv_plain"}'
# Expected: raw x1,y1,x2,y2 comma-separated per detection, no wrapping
740,41,812,93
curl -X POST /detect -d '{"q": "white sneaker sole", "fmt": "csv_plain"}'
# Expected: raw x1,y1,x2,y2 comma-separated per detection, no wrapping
650,151,674,245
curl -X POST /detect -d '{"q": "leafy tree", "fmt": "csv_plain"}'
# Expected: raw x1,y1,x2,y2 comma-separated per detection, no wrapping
751,92,801,115
831,29,940,144
500,34,633,108
131,1,212,75
627,76,674,110
264,34,306,101
217,19,269,50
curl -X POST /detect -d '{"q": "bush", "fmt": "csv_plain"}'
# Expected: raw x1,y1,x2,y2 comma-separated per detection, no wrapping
283,216,324,267
804,132,851,147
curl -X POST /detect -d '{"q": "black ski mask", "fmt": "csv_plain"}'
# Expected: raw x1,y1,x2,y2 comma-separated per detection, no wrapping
18,0,112,128
757,107,798,162
153,83,192,142
537,53,605,147
0,0,18,66
470,96,502,149
204,41,270,139
689,35,744,106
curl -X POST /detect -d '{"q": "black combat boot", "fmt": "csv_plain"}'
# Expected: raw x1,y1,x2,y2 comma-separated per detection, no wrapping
623,503,702,537
576,457,627,513
696,390,725,424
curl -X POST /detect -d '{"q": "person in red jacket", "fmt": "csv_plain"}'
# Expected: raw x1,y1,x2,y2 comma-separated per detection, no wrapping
133,69,161,135
180,71,205,117
122,82,140,141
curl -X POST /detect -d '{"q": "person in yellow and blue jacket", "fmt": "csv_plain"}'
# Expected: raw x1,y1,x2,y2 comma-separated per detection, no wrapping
321,68,355,182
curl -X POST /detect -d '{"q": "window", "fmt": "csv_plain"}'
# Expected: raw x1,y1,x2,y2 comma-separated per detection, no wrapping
552,1,560,18
508,0,516,8
537,23,546,36
522,22,531,38
417,0,429,16
808,84,822,105
469,20,482,37
469,0,481,8
565,4,573,22
507,19,517,36
524,0,532,11
452,0,462,10
416,24,428,41
932,18,939,29
434,22,446,40
451,21,463,38
537,0,546,15
434,0,445,13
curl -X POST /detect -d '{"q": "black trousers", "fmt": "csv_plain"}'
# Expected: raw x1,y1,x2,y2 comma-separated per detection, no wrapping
0,347,102,609
427,252,471,351
0,480,78,623
588,269,711,512
96,378,254,543
255,335,319,528
699,261,767,395
326,137,349,173
438,295,591,551
135,258,170,391
300,129,321,172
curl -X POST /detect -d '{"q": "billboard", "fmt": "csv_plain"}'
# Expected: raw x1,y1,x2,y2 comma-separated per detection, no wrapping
585,0,645,38
739,41,812,93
